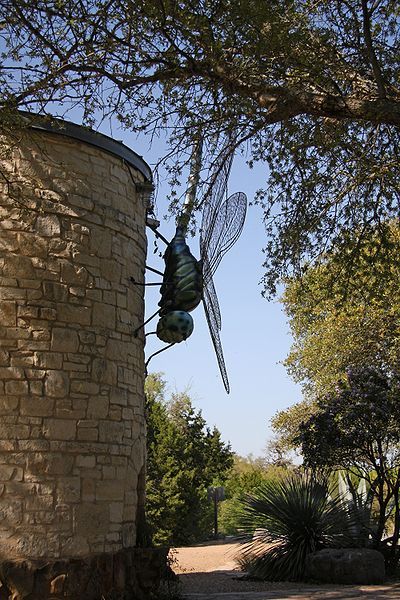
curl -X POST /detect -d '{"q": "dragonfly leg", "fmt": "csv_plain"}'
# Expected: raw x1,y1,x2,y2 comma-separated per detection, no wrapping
133,309,160,337
130,276,162,286
147,222,170,246
145,343,175,374
130,264,164,286
146,265,165,277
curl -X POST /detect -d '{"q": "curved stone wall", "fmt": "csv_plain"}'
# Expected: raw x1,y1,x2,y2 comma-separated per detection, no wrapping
0,123,149,560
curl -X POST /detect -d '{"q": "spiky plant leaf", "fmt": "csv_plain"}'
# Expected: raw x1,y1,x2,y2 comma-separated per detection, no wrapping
237,473,360,581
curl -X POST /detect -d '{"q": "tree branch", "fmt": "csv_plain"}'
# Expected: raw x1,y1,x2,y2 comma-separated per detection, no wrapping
361,0,387,99
258,87,400,126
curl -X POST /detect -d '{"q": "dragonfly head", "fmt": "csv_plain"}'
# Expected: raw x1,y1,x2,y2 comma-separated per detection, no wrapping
156,310,194,343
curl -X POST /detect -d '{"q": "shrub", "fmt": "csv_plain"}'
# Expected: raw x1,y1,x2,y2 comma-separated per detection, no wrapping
218,456,290,536
236,473,359,581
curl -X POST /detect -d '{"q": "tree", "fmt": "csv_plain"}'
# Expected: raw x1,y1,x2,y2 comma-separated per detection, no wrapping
282,222,400,396
1,1,400,294
271,223,400,455
270,399,317,456
298,367,400,571
145,373,234,545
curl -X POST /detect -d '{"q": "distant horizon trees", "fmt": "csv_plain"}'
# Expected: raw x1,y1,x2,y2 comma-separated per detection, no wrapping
218,454,291,535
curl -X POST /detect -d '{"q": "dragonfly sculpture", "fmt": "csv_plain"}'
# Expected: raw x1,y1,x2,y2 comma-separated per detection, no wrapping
134,143,247,393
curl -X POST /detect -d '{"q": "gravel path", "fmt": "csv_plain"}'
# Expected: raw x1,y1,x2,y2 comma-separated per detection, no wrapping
171,541,400,599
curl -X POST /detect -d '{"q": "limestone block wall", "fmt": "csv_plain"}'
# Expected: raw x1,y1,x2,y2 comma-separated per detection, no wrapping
0,123,149,560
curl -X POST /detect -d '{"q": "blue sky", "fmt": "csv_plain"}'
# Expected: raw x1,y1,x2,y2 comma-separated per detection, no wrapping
116,129,303,458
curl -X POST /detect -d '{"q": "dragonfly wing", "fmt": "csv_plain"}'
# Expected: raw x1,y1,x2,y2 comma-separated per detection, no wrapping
203,278,229,394
200,149,234,250
202,265,221,329
201,191,247,284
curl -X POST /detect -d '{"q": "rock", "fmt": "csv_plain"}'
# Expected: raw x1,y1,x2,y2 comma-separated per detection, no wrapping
0,560,37,598
305,548,385,584
0,546,169,599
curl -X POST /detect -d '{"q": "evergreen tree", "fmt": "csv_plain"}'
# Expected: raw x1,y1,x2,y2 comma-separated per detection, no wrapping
145,374,234,545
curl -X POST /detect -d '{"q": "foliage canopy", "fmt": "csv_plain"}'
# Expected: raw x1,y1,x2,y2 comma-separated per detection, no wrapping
1,1,400,293
271,223,400,455
282,222,400,395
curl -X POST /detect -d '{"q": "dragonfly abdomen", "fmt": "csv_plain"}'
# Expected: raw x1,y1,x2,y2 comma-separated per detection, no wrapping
158,227,202,315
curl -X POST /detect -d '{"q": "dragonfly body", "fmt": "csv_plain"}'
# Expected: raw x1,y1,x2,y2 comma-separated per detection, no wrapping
159,226,203,316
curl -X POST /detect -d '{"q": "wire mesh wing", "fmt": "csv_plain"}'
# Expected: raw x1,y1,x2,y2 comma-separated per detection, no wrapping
203,277,229,393
200,151,234,239
200,191,247,285
198,140,247,393
202,263,221,329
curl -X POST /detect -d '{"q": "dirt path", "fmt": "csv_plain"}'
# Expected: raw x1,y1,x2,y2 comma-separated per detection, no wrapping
171,541,400,599
173,541,239,574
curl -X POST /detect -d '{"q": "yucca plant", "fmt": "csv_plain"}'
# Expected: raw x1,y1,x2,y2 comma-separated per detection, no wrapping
236,472,359,581
336,471,374,547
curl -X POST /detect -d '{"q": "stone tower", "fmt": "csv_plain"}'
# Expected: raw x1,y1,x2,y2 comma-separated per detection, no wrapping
0,114,162,599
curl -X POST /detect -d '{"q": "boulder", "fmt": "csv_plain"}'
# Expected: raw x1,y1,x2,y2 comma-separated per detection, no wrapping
305,548,385,584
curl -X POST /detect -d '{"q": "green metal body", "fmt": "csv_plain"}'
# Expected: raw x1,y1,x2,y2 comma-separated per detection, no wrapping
158,226,203,316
